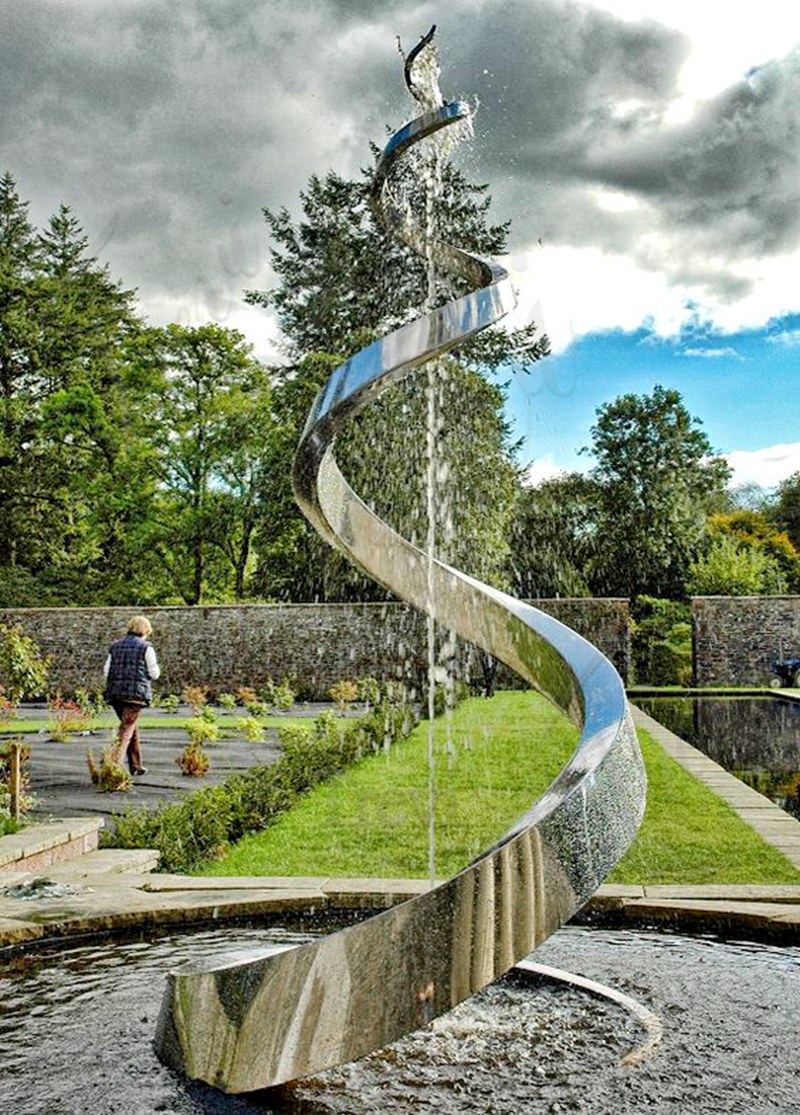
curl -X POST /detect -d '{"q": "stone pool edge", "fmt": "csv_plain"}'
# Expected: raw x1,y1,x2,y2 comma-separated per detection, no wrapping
2,868,800,950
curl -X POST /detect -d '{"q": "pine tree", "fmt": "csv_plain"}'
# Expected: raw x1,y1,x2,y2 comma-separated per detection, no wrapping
247,162,547,601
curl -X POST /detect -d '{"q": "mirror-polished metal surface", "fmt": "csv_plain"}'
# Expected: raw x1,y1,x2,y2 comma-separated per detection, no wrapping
154,41,646,1095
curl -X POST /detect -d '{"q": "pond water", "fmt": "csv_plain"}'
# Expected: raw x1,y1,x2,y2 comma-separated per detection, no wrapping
1,921,799,1114
636,696,800,817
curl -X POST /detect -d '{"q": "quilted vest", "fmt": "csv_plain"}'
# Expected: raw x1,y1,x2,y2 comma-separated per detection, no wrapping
104,634,153,704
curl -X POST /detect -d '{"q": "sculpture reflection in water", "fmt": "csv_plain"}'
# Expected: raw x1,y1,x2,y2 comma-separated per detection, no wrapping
154,31,647,1094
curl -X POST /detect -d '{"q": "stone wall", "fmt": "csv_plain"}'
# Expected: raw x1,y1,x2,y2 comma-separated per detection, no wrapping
0,599,630,697
692,596,800,686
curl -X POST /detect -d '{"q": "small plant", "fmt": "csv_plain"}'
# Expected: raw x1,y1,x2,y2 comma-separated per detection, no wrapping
272,677,295,712
258,679,276,704
181,685,209,716
244,698,269,717
186,717,221,746
235,715,266,743
0,623,49,702
73,687,96,717
328,679,359,714
235,685,258,708
177,741,210,776
0,685,17,729
47,695,92,742
217,692,237,713
86,747,132,793
200,704,219,723
357,676,381,709
159,693,181,714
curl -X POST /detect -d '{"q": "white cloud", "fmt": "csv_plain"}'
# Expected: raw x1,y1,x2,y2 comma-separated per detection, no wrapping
594,1,800,99
523,456,569,487
725,443,800,488
504,237,800,353
768,329,800,348
681,346,743,360
506,244,708,352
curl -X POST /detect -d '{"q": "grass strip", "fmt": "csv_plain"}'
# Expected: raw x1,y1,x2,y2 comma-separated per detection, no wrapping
608,729,800,884
197,692,800,885
0,714,310,735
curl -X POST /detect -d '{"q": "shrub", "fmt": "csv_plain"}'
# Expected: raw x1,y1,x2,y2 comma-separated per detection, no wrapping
0,624,49,702
0,685,17,729
328,679,359,714
257,680,275,704
357,676,380,709
236,716,266,743
159,693,181,714
72,687,105,717
631,596,693,686
186,717,221,746
244,699,270,717
200,704,218,723
47,695,92,742
272,677,295,712
177,742,210,776
181,685,208,715
235,686,258,708
86,747,132,793
217,692,237,712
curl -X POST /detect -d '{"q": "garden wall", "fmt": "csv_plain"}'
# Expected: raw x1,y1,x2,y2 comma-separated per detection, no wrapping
0,599,630,697
692,596,800,686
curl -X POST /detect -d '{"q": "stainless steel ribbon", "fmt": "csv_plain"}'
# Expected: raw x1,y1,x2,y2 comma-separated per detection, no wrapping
154,74,646,1097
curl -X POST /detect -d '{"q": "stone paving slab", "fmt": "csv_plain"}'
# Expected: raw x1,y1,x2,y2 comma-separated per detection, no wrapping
43,848,161,876
0,870,428,947
641,884,800,903
616,896,800,933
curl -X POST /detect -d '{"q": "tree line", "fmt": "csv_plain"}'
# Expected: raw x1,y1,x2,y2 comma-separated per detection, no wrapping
1,168,799,610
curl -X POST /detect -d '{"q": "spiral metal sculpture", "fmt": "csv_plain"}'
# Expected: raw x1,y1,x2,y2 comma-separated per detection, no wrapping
154,34,646,1093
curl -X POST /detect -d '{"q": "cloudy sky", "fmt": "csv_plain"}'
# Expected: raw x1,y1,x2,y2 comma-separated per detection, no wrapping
2,0,799,489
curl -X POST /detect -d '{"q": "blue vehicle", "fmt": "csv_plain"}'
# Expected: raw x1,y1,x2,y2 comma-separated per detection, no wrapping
770,655,800,687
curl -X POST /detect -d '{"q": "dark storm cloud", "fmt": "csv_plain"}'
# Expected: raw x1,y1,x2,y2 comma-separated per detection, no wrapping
1,0,797,341
570,45,800,293
0,0,394,329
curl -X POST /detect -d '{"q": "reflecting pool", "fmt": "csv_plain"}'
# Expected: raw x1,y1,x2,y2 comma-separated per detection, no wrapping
637,695,800,817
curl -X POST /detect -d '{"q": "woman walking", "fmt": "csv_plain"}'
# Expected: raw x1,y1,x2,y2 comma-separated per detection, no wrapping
103,615,160,776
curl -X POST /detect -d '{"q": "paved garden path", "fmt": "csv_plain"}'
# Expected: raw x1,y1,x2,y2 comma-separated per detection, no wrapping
21,705,329,827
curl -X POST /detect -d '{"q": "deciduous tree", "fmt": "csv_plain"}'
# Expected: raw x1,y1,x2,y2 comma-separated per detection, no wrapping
585,385,730,599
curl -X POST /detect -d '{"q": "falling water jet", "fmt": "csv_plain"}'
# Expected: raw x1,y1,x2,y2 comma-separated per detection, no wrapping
153,31,646,1093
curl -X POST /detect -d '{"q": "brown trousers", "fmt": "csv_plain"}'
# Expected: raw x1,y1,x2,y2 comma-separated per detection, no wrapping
110,700,145,773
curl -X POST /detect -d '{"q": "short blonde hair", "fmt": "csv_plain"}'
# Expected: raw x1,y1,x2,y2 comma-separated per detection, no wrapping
127,615,153,638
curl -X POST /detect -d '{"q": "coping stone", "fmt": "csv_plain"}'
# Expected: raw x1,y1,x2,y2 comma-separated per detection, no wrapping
0,817,103,869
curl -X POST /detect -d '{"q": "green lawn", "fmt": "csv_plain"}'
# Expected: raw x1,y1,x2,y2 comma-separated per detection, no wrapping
196,692,800,885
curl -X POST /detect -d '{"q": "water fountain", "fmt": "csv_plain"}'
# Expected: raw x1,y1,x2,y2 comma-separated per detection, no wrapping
3,34,800,1115
153,31,647,1093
